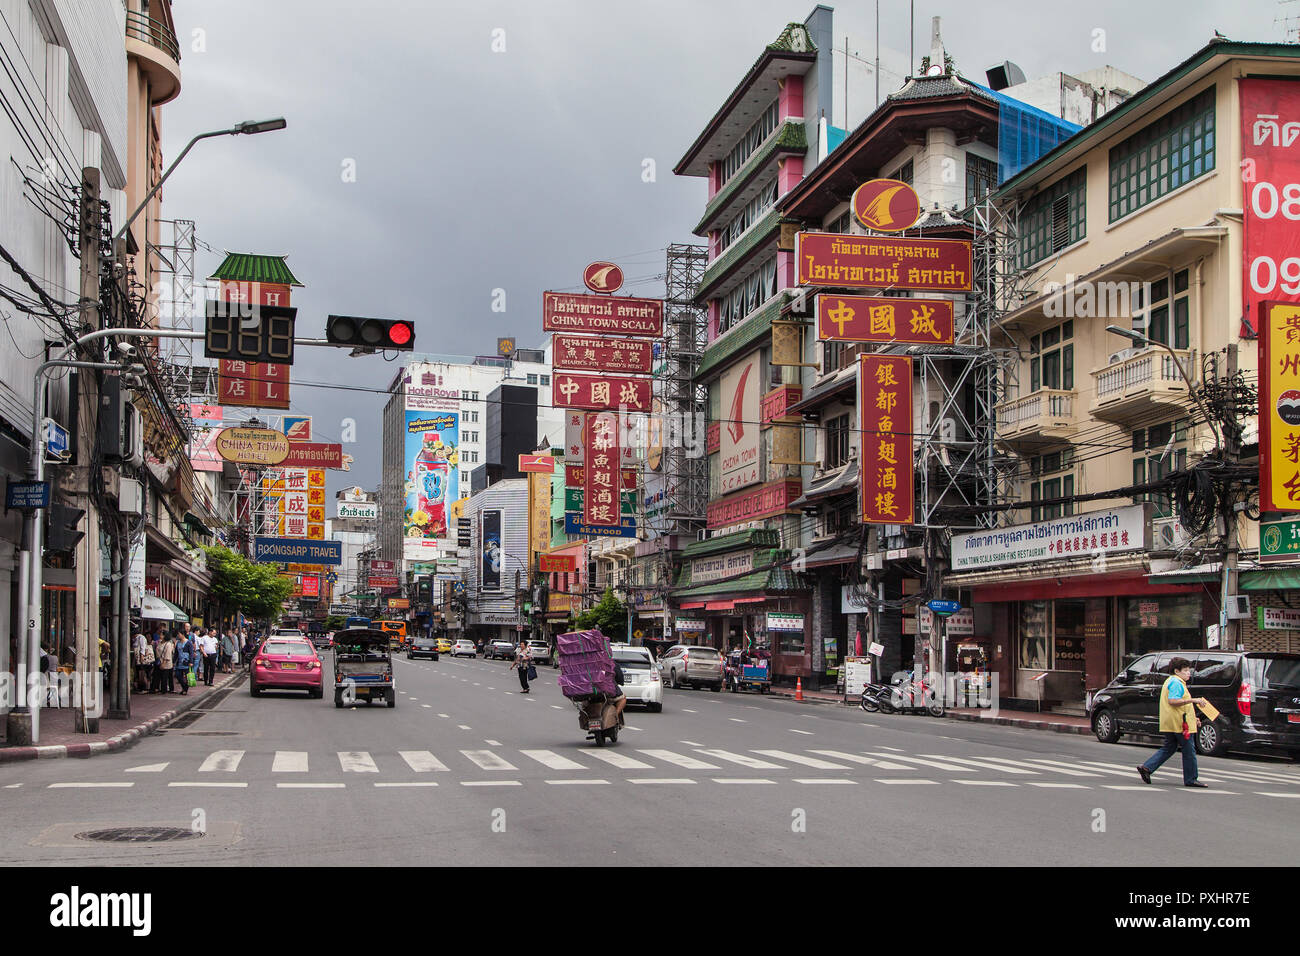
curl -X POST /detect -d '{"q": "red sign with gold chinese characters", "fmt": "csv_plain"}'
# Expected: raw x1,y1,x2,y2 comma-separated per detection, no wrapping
818,295,955,344
583,412,622,528
539,554,577,574
553,334,653,374
565,466,637,490
859,354,914,525
553,372,651,412
1259,301,1300,512
797,233,973,292
217,360,291,409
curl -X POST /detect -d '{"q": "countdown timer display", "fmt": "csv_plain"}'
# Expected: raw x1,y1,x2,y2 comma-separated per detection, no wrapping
204,302,297,364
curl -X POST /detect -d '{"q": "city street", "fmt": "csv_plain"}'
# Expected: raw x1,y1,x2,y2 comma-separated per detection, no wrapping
2,652,1297,867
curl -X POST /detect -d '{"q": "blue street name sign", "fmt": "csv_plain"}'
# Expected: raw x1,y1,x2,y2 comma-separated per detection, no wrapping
6,480,50,511
253,537,342,565
927,599,961,616
43,419,69,459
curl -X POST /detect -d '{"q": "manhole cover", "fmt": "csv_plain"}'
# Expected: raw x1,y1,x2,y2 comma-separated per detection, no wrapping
75,827,202,844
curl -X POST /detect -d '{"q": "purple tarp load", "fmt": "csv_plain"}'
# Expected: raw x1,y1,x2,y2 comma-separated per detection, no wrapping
557,629,617,699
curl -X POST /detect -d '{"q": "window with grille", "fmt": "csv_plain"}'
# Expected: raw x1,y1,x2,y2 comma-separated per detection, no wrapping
717,255,778,334
718,179,779,254
966,153,998,207
825,414,850,468
891,159,913,185
1029,449,1074,522
1019,167,1086,268
1108,87,1215,222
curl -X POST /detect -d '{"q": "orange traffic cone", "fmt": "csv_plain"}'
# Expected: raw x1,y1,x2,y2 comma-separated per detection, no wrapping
795,677,804,701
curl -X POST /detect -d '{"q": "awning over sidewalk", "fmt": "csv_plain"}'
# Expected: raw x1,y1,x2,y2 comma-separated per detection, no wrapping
1241,567,1300,591
139,594,189,622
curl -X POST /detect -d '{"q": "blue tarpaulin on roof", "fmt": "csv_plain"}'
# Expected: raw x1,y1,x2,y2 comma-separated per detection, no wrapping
826,124,847,155
972,83,1082,183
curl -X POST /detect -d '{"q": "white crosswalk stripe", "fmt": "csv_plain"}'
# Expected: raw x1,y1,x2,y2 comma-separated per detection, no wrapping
462,750,518,771
637,749,720,770
695,749,785,769
810,750,913,770
198,750,244,773
338,752,379,773
922,755,1040,775
521,750,587,770
753,750,851,770
863,753,973,772
585,750,655,770
399,751,449,772
273,751,308,773
124,763,169,773
1017,758,1112,777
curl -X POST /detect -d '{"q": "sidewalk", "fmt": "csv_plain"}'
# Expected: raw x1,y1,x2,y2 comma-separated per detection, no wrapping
767,685,1092,735
0,669,243,763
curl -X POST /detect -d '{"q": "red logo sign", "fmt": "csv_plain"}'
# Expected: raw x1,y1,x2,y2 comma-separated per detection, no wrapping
542,292,664,337
370,560,395,573
852,179,922,232
797,233,973,292
518,454,556,474
553,334,654,374
859,355,914,525
539,554,576,574
583,261,625,294
553,372,651,411
301,575,319,598
818,295,955,344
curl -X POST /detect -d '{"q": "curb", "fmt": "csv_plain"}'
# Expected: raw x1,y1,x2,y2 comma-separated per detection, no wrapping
0,672,243,764
943,710,1090,735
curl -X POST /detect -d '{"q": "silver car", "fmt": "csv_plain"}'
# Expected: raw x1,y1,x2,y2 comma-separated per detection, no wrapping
657,644,724,691
611,644,663,712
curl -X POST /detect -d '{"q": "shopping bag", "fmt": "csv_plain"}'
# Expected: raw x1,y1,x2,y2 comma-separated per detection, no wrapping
187,671,197,688
527,665,537,681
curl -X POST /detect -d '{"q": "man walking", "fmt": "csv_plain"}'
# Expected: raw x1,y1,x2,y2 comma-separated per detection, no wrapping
1137,657,1209,788
201,628,218,686
158,630,176,694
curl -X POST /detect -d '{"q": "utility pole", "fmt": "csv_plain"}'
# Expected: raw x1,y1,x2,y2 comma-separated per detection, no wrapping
109,238,132,720
1220,344,1242,651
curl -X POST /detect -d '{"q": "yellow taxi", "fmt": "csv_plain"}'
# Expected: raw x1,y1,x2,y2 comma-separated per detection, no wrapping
435,637,454,655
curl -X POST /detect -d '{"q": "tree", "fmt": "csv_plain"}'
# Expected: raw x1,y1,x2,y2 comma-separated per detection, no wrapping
204,546,293,626
324,615,346,632
574,587,628,638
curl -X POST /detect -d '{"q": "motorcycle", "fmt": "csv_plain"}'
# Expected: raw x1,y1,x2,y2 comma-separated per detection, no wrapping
859,681,896,714
887,670,945,717
574,693,625,746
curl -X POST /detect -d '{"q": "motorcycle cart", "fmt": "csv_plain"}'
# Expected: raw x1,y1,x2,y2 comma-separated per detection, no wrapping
575,693,625,746
726,653,771,694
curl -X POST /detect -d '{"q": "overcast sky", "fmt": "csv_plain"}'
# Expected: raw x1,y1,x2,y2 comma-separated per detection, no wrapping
162,0,1283,500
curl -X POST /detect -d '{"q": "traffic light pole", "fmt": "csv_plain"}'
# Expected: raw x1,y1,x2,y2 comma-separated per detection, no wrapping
10,325,392,744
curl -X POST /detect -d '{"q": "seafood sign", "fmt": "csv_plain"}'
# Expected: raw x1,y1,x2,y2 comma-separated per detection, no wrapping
404,410,459,545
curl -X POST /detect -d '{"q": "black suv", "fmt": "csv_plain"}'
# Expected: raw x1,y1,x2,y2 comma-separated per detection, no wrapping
1088,650,1300,759
407,634,439,661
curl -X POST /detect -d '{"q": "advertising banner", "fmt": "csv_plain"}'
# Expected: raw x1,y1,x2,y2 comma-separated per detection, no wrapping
529,471,550,566
301,575,320,598
818,295,955,344
797,232,973,292
691,551,754,584
542,291,663,337
583,412,622,527
553,372,651,412
337,500,378,520
949,505,1148,571
719,351,761,493
405,410,459,544
282,442,344,469
1241,78,1300,337
539,554,576,574
859,354,914,525
553,334,654,373
706,479,802,530
215,427,289,466
253,538,341,565
1259,301,1300,512
481,509,503,590
217,360,290,409
519,454,556,474
564,412,638,467
564,488,636,515
766,612,805,631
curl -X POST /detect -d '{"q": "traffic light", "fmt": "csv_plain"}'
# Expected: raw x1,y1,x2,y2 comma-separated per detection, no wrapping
326,314,415,352
45,503,85,553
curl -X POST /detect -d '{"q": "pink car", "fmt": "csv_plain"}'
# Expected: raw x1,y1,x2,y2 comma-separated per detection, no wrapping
250,637,324,699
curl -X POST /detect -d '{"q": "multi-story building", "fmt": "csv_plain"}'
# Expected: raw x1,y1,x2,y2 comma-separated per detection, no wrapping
462,477,529,645
947,38,1300,714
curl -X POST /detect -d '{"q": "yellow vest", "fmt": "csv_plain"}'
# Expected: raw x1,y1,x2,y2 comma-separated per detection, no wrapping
1158,675,1198,734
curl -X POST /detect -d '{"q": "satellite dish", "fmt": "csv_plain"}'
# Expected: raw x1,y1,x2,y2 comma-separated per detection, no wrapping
926,63,943,77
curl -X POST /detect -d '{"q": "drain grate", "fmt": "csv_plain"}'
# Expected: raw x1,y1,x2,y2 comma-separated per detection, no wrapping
168,712,203,729
76,827,202,844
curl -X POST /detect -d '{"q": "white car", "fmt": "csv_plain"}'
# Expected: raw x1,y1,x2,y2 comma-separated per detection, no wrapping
452,639,477,658
610,643,663,712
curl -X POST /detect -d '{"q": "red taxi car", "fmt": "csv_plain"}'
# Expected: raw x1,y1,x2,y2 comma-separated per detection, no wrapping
250,636,324,699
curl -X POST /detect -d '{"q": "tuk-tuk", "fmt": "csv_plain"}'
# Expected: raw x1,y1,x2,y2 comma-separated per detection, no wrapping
332,627,395,708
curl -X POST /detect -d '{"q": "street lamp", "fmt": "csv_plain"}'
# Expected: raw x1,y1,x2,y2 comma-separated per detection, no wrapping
1104,325,1221,446
113,118,288,243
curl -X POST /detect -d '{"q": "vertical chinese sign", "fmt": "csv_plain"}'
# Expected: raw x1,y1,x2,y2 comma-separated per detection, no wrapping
1259,301,1300,512
280,467,310,538
859,354,914,524
216,281,293,409
583,412,621,527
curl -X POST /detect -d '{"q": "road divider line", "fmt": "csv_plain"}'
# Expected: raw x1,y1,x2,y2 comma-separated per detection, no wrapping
629,778,696,785
1103,785,1163,791
952,780,1017,787
168,782,247,788
461,780,521,787
277,783,344,789
789,729,814,736
375,782,439,788
48,782,133,788
545,779,609,785
1027,782,1090,789
1254,791,1300,798
794,778,857,785
713,778,776,785
876,779,937,785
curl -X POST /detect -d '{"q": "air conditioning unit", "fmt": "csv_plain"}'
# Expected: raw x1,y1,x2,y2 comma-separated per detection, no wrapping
1152,517,1189,550
1226,595,1251,620
1108,347,1139,365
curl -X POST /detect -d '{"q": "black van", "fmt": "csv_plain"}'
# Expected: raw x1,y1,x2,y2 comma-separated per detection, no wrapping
1088,651,1300,759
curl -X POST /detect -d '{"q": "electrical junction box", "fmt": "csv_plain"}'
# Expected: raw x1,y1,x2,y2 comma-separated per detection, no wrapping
118,477,143,515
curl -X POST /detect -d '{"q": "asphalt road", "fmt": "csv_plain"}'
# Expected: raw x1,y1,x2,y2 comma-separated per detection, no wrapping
2,651,1298,866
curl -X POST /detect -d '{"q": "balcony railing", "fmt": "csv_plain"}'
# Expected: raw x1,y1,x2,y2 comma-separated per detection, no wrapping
1094,347,1191,403
996,389,1076,440
126,10,180,63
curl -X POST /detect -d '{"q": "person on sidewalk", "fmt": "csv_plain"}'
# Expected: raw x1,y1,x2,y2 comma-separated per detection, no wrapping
219,630,234,674
132,625,149,692
1137,657,1209,788
201,629,218,686
175,631,194,696
149,629,165,694
512,641,532,693
158,631,176,694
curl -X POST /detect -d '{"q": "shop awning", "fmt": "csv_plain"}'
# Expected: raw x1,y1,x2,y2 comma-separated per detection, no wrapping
1146,563,1220,585
799,541,860,568
705,601,735,611
680,601,707,609
139,594,189,622
1241,567,1300,591
735,596,766,604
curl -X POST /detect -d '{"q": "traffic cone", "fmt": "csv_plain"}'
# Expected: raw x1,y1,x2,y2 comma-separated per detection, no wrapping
795,677,804,701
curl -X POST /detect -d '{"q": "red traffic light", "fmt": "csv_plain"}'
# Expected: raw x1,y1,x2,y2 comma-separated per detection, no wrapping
326,314,416,352
387,322,413,346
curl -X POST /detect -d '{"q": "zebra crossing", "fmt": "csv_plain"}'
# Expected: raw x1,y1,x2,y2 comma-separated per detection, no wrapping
93,745,1300,794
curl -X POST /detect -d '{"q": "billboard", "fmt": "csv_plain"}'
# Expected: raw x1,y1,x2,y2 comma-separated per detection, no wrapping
542,291,663,336
719,351,761,493
583,412,622,528
1259,301,1300,512
553,334,653,374
553,372,651,412
859,355,914,525
481,509,502,591
404,410,459,546
796,233,973,292
1242,78,1300,336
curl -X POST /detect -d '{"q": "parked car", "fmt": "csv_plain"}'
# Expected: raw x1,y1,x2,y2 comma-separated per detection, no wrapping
657,644,724,691
452,639,478,659
485,639,516,661
526,640,553,667
1088,650,1300,759
250,637,323,699
611,643,662,712
407,634,439,661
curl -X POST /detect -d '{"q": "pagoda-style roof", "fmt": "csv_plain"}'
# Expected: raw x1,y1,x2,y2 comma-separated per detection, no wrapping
209,253,303,286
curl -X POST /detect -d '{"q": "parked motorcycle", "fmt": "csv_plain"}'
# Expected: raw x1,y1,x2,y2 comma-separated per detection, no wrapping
888,670,945,717
859,681,896,714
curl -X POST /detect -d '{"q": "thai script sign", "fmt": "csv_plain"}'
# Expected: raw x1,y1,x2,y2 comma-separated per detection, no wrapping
797,233,973,292
542,292,663,337
691,551,755,584
1242,78,1300,338
553,334,653,373
950,505,1149,571
215,427,289,466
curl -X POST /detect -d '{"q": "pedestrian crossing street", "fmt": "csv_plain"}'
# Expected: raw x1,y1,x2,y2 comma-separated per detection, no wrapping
48,746,1300,795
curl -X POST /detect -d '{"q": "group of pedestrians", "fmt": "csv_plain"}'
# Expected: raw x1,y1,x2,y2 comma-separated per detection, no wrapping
131,623,260,696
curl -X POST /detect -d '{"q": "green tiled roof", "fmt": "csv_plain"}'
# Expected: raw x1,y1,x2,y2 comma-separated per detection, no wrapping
697,206,783,300
209,253,303,286
682,528,780,559
672,547,811,599
767,22,818,52
694,123,807,235
696,292,789,381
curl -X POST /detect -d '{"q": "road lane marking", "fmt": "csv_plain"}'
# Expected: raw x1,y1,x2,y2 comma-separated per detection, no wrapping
169,782,247,788
550,705,563,710
545,779,609,785
585,750,654,770
338,752,379,773
124,763,169,773
399,751,449,772
1256,791,1300,798
485,739,502,746
422,704,431,708
273,751,308,773
807,751,910,770
794,778,858,785
728,718,746,723
875,745,903,752
48,782,133,788
753,750,850,770
458,725,472,730
522,750,587,770
923,755,1039,775
462,750,517,771
637,750,720,770
461,780,521,787
1019,759,1112,777
198,750,244,773
680,740,703,747
375,782,439,788
695,749,784,770
629,778,696,785
4,783,21,788
1027,782,1090,788
876,779,938,785
713,778,776,785
864,753,973,772
1104,785,1163,791
789,729,814,736
438,713,450,718
278,783,344,789
952,780,1017,787
682,709,697,714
